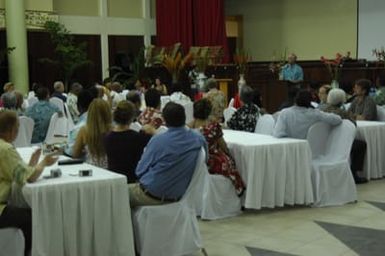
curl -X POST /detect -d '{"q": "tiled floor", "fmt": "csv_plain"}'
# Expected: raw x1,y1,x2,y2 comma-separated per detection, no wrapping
196,179,385,256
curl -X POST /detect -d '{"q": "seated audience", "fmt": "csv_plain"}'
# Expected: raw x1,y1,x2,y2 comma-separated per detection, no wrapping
227,85,260,132
317,84,332,110
129,102,207,207
109,81,125,110
0,110,58,256
348,79,377,121
138,88,164,129
373,74,385,106
25,87,61,143
64,89,95,156
51,81,67,102
153,77,168,95
73,99,112,168
273,90,342,139
126,91,142,120
323,88,368,184
66,82,83,123
170,82,191,104
189,99,245,195
104,101,153,183
204,78,225,122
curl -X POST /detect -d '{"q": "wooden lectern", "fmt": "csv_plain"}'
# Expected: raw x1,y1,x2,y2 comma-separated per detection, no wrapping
216,78,233,105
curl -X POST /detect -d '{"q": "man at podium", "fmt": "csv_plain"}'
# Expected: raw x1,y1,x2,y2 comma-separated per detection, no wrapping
280,53,304,85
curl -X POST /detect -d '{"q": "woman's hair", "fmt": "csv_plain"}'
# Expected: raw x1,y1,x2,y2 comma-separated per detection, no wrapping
240,85,254,104
327,88,346,106
1,92,17,109
86,99,112,160
144,88,161,108
126,91,141,106
113,100,135,125
193,98,212,120
295,90,312,108
0,110,18,134
355,79,372,96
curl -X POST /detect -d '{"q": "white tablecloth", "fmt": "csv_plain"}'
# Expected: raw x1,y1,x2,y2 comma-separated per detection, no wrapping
17,147,135,256
223,130,314,209
356,121,385,179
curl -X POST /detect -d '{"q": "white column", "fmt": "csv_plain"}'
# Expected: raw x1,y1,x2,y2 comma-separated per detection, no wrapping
5,0,29,95
142,0,152,47
99,0,109,80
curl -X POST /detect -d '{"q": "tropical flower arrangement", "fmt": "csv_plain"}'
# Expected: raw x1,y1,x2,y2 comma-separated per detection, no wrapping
162,52,194,82
269,49,287,75
233,49,251,74
320,53,343,81
372,47,385,62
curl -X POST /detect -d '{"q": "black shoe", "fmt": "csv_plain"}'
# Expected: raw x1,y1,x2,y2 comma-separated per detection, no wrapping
355,177,368,184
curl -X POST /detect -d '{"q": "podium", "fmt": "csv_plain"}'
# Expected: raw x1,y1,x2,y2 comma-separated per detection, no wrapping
216,78,233,105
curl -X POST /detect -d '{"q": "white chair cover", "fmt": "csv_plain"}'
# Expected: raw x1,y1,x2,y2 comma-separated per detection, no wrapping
13,116,34,148
377,105,385,121
160,96,171,110
45,113,69,144
49,97,65,114
132,149,207,256
307,122,331,159
64,103,75,130
182,102,194,124
0,228,25,256
27,97,38,107
129,122,142,132
201,174,241,220
272,111,280,122
254,114,275,135
310,120,357,207
223,107,236,124
156,125,168,134
228,98,234,108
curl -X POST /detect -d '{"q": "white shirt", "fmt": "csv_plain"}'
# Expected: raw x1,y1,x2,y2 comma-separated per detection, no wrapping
273,106,342,139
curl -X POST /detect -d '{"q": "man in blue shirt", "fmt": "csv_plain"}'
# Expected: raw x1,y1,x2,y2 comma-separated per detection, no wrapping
129,102,207,207
281,53,304,84
25,87,61,143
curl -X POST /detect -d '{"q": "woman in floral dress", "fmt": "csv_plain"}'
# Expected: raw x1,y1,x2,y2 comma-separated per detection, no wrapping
189,99,245,195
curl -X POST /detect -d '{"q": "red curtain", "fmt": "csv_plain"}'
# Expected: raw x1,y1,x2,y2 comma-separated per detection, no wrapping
156,0,194,51
155,0,229,61
193,0,229,61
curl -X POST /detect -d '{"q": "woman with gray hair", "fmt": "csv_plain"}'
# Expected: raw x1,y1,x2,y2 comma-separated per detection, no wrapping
227,85,260,132
323,88,353,121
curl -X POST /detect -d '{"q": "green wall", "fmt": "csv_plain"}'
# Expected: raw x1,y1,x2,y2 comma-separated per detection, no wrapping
53,0,99,16
225,0,357,61
108,0,142,18
0,0,53,11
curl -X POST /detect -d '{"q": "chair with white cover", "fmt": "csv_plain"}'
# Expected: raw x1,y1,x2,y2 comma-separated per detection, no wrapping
13,116,34,148
160,96,171,110
201,174,241,220
309,120,357,207
223,107,236,124
377,105,385,121
272,111,280,122
129,122,142,132
156,125,168,134
63,103,75,130
132,148,207,256
27,97,38,107
49,97,65,114
306,122,331,159
0,228,25,256
44,113,69,144
182,101,194,124
228,98,234,108
254,114,275,135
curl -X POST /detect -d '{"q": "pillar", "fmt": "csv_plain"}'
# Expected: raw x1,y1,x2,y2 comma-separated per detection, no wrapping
5,0,29,95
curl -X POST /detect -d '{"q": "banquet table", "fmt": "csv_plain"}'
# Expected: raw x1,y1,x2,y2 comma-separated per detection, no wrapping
17,147,135,256
223,130,314,209
356,121,385,180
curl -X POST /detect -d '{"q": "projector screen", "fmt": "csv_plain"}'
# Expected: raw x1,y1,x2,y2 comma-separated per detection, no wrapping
358,0,385,60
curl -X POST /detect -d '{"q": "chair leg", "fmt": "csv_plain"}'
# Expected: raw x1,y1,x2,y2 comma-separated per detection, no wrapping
201,248,208,256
